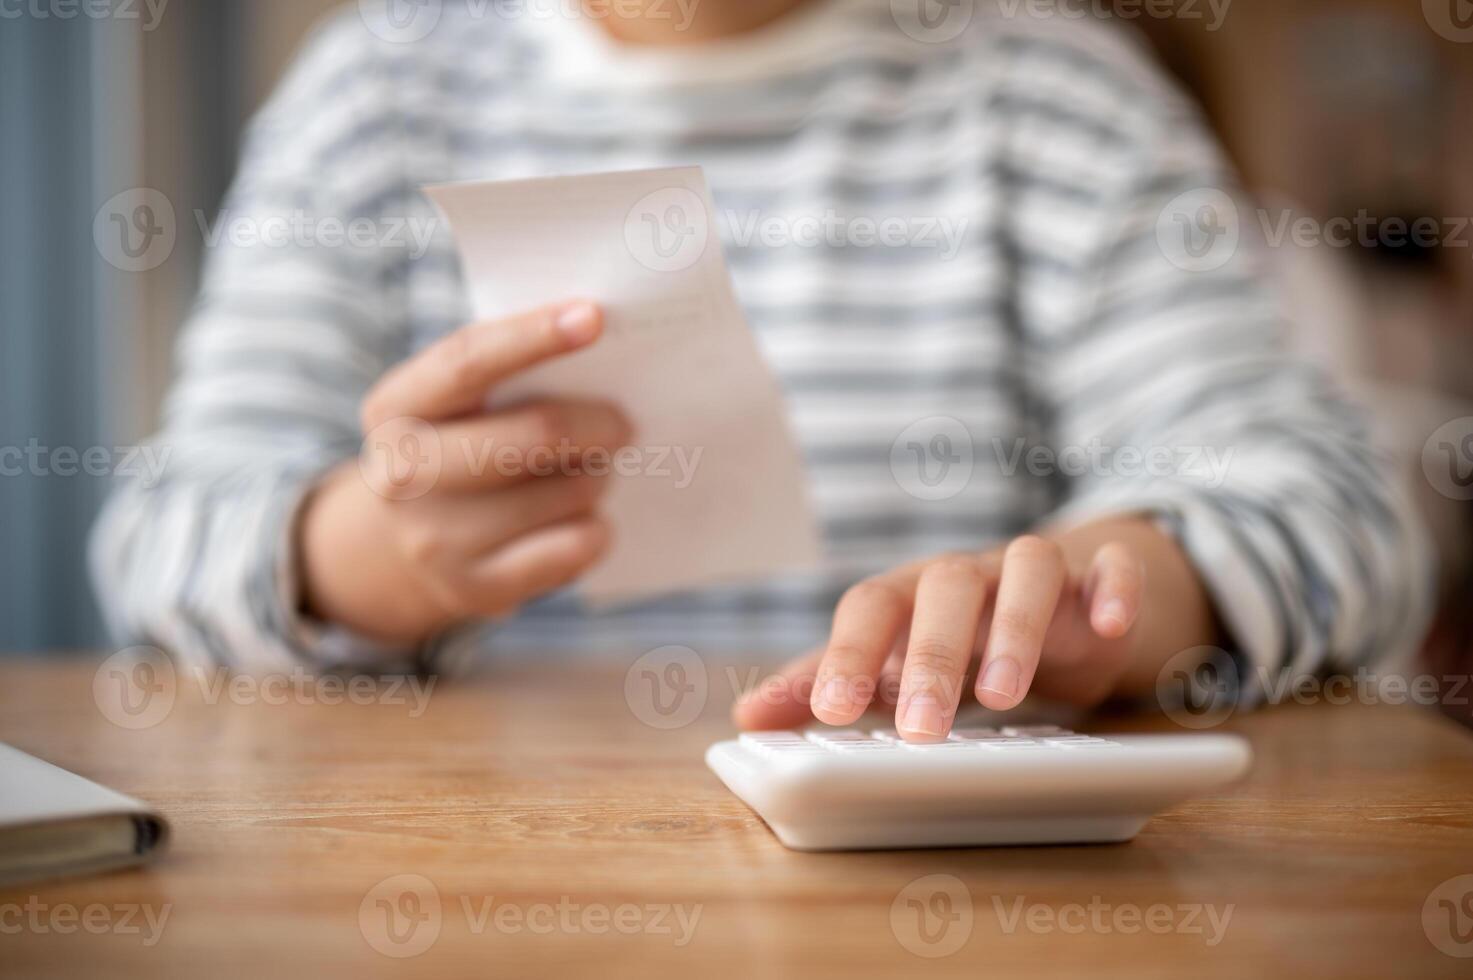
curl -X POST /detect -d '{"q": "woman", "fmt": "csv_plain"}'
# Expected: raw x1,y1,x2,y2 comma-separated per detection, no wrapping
90,0,1432,740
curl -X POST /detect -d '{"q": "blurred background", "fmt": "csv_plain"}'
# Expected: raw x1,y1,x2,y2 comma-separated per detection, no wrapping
1,1,1470,695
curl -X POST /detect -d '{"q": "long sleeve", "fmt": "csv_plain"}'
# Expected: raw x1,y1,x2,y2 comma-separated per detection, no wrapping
1008,32,1436,701
89,15,414,671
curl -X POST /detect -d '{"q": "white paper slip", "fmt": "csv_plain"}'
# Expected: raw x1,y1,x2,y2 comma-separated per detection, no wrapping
425,166,821,604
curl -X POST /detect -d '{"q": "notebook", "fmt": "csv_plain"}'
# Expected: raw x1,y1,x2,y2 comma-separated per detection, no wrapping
0,743,169,886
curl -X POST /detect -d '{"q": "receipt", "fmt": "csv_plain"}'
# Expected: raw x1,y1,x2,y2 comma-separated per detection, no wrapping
425,167,821,604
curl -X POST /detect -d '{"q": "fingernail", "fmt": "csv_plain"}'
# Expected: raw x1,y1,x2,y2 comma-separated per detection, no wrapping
555,302,600,344
900,696,947,737
979,658,1020,703
813,678,848,715
1097,599,1129,632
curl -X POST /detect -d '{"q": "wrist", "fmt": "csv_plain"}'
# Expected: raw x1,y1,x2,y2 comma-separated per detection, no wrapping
296,463,449,645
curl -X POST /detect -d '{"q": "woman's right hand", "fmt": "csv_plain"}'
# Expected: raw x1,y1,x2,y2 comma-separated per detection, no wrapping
297,301,632,645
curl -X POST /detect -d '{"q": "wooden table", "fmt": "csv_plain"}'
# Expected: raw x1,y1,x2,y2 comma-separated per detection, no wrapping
2,655,1472,979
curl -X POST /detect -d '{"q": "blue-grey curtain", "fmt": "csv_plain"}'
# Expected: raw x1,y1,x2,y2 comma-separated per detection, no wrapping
0,7,243,654
0,19,108,653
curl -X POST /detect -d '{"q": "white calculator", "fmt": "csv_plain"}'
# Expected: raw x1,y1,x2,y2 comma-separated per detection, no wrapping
706,726,1252,851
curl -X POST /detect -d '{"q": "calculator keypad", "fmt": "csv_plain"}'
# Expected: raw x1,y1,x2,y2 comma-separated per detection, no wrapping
738,727,1120,757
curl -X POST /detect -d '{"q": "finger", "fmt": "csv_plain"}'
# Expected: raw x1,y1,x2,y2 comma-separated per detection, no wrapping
810,575,913,726
457,516,612,617
429,399,633,493
462,473,611,554
731,648,825,731
1086,542,1145,639
895,556,989,742
976,536,1067,710
363,302,603,428
876,648,906,708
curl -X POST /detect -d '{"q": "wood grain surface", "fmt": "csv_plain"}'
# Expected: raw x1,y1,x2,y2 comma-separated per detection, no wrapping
2,655,1471,979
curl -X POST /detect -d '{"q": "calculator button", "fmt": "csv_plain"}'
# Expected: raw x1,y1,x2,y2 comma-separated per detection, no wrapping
1001,725,1069,736
949,728,1002,740
740,732,802,745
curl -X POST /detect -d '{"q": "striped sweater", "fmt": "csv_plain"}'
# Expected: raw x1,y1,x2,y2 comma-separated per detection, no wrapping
90,0,1433,696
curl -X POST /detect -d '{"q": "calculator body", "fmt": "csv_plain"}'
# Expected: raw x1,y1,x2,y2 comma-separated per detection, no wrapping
706,727,1252,851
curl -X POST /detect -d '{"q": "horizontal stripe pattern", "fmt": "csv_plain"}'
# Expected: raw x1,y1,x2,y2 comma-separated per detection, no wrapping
89,0,1432,693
